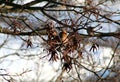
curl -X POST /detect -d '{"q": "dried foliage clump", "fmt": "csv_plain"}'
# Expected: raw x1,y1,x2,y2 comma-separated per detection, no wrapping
44,20,85,71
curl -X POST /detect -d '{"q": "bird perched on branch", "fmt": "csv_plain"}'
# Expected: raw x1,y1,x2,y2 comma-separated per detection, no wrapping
59,29,68,44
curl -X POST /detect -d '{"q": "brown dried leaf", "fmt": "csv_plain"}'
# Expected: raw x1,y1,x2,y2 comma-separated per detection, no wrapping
26,39,32,48
89,43,99,52
62,62,72,72
49,51,59,61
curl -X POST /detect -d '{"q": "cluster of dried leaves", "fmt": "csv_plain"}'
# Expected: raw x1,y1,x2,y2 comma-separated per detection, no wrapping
43,17,101,71
44,21,84,71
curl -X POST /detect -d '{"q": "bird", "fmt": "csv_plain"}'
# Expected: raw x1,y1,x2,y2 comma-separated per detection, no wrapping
59,29,68,44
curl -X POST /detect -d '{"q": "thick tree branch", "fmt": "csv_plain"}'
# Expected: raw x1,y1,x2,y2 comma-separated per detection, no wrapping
0,27,46,36
22,0,47,7
0,26,120,39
